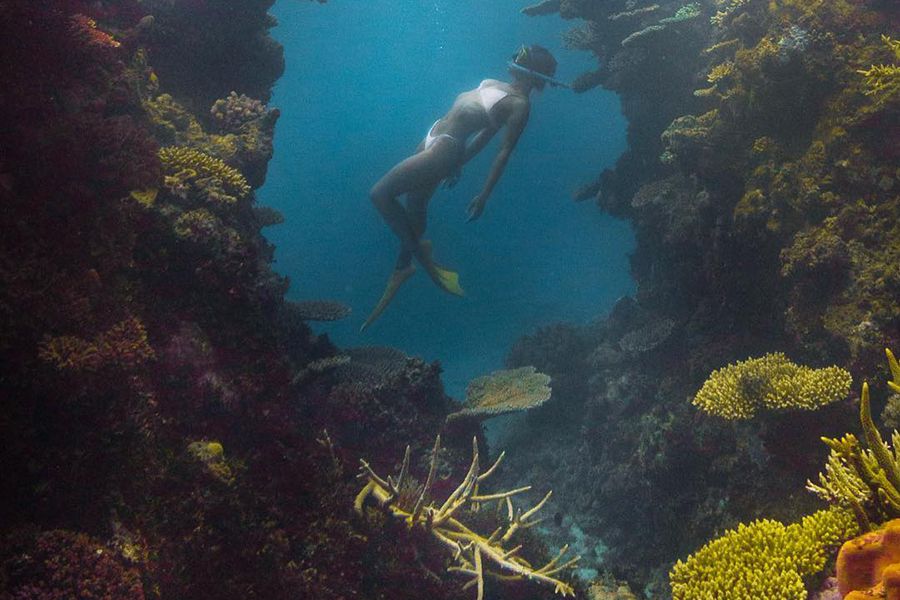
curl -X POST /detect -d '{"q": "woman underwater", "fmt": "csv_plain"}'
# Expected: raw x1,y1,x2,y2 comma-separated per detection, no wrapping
362,44,567,331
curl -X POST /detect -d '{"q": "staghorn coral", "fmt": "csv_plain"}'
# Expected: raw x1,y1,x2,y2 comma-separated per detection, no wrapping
159,145,251,204
669,506,859,600
808,351,900,530
693,352,852,420
355,436,579,599
446,366,552,423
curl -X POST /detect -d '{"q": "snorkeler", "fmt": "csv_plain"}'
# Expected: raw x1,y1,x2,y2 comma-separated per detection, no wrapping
362,44,567,331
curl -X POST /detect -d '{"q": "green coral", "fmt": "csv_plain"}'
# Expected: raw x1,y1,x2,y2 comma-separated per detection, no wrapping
159,146,251,204
692,352,852,420
670,506,858,600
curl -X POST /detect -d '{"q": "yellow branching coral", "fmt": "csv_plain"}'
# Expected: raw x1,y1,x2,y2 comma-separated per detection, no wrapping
446,366,552,423
858,35,900,98
693,352,852,419
355,436,578,600
808,350,900,530
159,146,251,204
669,506,859,600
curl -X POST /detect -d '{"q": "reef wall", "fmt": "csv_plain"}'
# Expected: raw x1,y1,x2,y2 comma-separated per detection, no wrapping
505,0,899,595
0,2,491,599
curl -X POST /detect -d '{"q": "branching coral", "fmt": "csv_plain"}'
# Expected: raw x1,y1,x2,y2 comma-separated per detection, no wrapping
355,436,578,599
808,350,900,530
692,352,852,419
159,146,251,204
858,35,900,98
669,506,859,599
446,366,552,423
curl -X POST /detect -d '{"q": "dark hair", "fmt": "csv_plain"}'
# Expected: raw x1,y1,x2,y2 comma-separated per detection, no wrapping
512,44,558,82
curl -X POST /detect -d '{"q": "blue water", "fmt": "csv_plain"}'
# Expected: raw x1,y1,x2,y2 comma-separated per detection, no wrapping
260,0,635,399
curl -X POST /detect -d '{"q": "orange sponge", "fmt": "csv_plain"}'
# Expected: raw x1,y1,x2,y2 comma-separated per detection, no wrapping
838,519,900,598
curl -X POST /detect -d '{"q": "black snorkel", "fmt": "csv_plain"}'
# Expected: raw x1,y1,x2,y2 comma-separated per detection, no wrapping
507,60,571,89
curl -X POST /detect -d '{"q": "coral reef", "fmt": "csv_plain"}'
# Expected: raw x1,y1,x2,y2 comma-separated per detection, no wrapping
446,366,553,423
2,529,145,599
692,352,852,420
355,436,579,599
669,506,858,599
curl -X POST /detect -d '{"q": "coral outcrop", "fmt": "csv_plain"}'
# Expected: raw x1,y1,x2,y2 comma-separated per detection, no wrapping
669,506,858,600
837,518,900,599
692,352,852,420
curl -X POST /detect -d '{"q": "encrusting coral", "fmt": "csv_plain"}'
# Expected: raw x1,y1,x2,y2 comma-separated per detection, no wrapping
808,350,900,531
355,436,579,599
445,366,552,423
692,352,852,420
669,505,859,600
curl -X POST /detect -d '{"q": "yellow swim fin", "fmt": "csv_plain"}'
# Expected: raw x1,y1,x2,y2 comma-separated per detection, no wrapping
360,264,416,332
417,240,465,297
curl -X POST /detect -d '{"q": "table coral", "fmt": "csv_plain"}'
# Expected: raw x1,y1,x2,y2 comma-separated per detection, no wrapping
446,366,552,423
355,436,579,600
669,506,858,600
692,352,852,419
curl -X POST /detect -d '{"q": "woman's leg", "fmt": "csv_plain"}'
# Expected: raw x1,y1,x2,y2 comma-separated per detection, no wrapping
369,141,455,260
394,181,438,269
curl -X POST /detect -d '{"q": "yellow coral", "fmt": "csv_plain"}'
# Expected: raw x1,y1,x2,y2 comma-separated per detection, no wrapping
808,351,900,529
858,35,900,97
159,146,251,203
39,316,154,372
355,436,578,600
692,352,852,419
670,506,858,599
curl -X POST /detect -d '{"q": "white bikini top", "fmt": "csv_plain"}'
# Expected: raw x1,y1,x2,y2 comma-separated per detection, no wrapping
478,80,510,126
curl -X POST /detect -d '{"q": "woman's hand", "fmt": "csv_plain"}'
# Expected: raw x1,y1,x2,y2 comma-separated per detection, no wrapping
466,194,487,222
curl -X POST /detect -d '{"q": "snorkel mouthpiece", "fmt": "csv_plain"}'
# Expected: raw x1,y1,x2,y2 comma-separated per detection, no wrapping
507,61,571,89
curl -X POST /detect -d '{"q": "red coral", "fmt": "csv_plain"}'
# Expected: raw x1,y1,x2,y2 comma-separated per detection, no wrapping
6,530,145,600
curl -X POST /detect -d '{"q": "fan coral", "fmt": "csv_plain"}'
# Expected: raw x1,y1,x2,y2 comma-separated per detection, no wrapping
355,436,579,599
446,366,552,423
159,146,251,204
669,506,859,599
692,352,852,419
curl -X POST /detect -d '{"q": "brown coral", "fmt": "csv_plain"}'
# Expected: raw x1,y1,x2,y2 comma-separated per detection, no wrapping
446,366,552,422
